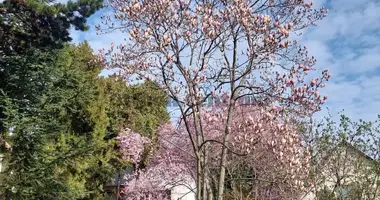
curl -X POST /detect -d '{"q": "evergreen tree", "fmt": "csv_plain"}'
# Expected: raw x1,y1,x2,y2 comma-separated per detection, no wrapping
101,76,170,140
0,0,103,198
0,0,103,135
0,1,169,198
0,41,169,199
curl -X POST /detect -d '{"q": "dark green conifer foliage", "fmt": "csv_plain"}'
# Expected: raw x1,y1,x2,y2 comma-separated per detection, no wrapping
0,1,169,198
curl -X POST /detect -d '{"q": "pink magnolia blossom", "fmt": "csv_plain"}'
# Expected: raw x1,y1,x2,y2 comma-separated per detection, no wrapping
118,104,311,199
117,128,151,164
118,125,195,199
100,0,329,199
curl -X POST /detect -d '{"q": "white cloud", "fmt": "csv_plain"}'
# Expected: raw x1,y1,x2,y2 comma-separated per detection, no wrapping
314,76,380,122
346,53,380,73
301,0,380,122
68,0,380,122
70,10,126,51
69,9,127,77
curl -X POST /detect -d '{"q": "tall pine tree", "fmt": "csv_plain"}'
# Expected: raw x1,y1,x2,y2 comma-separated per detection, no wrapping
0,0,103,198
0,1,169,198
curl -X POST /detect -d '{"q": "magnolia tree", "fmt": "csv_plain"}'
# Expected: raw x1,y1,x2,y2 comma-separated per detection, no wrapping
117,128,194,199
118,104,312,199
186,104,312,199
99,0,330,199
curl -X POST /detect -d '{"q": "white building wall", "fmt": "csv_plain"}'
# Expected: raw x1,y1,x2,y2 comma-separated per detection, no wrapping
0,154,4,173
170,184,196,200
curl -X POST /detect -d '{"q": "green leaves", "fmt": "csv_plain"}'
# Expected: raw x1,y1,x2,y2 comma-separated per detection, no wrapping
101,77,169,139
0,0,169,198
305,113,380,200
0,42,170,199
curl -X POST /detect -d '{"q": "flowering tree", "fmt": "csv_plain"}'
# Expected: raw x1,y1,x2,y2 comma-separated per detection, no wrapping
118,104,312,199
184,104,312,199
100,0,330,199
117,127,195,200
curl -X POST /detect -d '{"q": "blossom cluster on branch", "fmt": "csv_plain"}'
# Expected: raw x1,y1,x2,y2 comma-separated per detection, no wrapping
98,0,330,117
118,104,311,199
101,0,330,199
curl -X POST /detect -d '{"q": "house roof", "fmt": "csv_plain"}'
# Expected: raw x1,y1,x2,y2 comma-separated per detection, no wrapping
341,141,376,162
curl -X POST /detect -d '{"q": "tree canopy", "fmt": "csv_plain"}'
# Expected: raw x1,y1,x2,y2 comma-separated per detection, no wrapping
0,0,169,198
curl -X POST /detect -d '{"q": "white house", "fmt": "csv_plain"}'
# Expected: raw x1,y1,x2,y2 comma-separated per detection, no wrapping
302,142,379,200
103,167,196,200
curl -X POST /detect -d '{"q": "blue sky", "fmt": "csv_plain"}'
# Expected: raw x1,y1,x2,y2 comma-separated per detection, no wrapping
69,0,380,122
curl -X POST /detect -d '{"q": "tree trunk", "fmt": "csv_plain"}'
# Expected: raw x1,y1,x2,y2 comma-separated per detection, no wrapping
216,102,235,200
197,157,202,200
